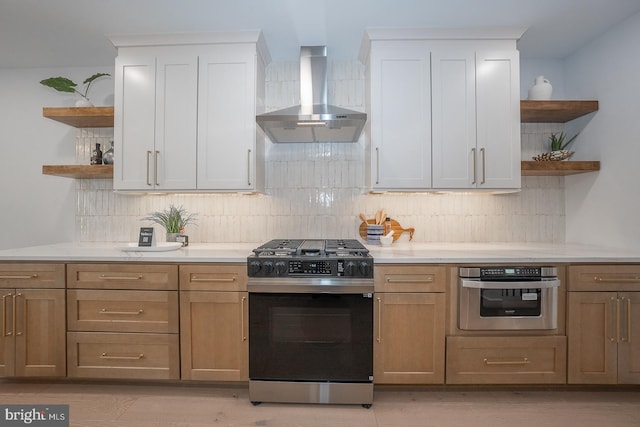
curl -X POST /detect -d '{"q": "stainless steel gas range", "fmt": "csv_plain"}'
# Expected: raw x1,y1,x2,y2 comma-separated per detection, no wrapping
247,239,374,407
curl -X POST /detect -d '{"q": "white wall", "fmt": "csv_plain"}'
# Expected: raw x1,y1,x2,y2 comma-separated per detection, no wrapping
563,11,640,249
0,66,113,250
520,58,565,100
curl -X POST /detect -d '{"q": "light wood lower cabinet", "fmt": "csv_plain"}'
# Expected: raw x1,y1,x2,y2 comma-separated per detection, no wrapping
179,264,248,381
66,263,179,380
446,336,567,384
0,263,66,377
373,265,446,384
567,265,640,384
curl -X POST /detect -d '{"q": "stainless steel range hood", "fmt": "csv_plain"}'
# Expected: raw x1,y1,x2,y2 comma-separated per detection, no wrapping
256,46,366,143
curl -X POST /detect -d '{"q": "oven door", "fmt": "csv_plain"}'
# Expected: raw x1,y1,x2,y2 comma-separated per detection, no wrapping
249,292,373,382
458,279,560,330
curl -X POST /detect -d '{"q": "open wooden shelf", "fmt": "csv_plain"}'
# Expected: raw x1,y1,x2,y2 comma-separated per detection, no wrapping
521,161,600,176
42,164,113,179
520,100,598,123
42,106,114,128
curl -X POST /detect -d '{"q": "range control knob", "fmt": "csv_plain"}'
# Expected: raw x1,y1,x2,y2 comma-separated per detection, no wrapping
248,261,262,276
262,261,275,276
344,261,357,277
359,262,372,277
275,261,288,276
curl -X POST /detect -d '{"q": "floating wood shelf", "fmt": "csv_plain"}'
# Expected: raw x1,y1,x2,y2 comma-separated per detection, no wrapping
42,165,113,179
520,100,598,123
521,161,600,176
42,106,114,128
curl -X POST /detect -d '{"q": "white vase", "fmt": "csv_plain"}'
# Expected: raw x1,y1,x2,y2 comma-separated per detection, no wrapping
75,98,93,107
527,76,553,100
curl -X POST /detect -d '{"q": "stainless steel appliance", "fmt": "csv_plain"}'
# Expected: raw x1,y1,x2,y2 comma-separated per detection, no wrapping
247,239,374,407
458,266,560,330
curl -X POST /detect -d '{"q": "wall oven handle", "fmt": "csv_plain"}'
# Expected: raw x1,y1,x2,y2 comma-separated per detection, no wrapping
460,278,560,289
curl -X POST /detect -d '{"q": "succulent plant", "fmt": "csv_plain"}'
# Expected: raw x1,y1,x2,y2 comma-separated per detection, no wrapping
549,131,578,151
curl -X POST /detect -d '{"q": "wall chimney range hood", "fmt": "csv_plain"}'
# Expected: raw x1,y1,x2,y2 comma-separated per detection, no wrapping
256,46,366,143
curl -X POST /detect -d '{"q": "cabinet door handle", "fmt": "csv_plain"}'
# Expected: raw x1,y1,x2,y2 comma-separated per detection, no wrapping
100,308,144,315
2,293,11,337
247,149,252,187
0,274,38,280
13,293,22,337
154,150,160,186
483,357,530,366
621,297,632,343
609,296,617,342
594,276,640,283
471,147,477,185
99,274,143,281
480,147,486,185
376,297,382,343
375,147,380,185
100,353,144,360
241,296,247,342
190,277,236,283
616,297,622,343
146,150,152,186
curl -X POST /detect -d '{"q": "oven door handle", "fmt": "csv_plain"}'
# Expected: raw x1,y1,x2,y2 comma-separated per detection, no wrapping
460,279,560,289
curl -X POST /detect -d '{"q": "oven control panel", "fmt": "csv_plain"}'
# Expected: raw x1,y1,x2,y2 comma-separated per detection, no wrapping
459,266,557,280
247,257,373,278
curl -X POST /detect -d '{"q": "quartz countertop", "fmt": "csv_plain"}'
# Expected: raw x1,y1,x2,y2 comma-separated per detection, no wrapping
0,241,639,263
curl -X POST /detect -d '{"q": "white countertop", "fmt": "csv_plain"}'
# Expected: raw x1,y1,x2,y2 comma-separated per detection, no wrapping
0,241,639,263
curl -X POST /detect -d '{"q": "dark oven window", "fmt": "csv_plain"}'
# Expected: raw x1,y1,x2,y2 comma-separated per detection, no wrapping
480,288,542,317
249,293,373,382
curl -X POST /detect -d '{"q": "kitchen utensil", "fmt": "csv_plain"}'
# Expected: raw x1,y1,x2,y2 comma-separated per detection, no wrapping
359,218,414,242
359,213,368,223
366,224,384,242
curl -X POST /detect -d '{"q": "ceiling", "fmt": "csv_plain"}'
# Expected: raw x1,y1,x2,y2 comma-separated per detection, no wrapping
2,0,640,68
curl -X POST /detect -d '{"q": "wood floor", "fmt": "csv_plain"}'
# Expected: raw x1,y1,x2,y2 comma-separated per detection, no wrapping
1,380,639,427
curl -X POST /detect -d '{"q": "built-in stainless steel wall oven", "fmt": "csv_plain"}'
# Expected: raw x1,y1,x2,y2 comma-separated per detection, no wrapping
458,266,560,330
247,239,374,407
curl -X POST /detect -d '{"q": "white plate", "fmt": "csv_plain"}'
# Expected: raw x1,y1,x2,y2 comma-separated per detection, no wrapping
118,242,183,252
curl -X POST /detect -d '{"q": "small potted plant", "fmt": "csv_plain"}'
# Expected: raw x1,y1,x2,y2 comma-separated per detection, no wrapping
532,131,579,161
40,72,111,107
142,204,197,242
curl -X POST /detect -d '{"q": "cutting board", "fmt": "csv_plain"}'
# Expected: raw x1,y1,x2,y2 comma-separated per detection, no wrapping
359,219,414,242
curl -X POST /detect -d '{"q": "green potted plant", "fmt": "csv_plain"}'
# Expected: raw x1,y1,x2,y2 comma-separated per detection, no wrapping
142,205,197,242
40,72,111,107
532,131,579,161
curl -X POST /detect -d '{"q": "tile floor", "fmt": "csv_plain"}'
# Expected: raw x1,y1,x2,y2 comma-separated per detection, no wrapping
1,381,639,427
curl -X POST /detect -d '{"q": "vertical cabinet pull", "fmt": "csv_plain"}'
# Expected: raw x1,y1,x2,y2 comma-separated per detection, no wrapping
480,147,486,184
610,296,617,342
375,147,380,185
154,150,160,186
616,297,621,343
12,293,22,337
626,298,632,343
146,151,152,186
471,148,477,185
241,296,247,342
376,297,382,343
2,293,11,337
247,149,252,187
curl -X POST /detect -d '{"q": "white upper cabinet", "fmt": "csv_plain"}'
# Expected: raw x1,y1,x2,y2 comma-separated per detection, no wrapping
360,28,524,192
366,41,432,191
110,32,269,192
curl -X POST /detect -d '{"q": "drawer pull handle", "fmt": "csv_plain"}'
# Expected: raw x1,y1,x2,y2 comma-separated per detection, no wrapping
100,309,144,315
387,278,434,283
99,275,143,280
483,357,530,366
0,274,38,279
594,276,640,283
100,353,144,360
191,277,236,283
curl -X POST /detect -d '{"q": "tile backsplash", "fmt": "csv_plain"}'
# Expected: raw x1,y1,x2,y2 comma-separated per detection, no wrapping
75,61,565,244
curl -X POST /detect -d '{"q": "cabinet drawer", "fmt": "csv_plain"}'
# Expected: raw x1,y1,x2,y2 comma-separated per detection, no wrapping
180,264,247,291
67,332,179,380
67,264,178,290
446,336,567,384
0,263,65,289
569,265,640,292
375,265,446,292
67,290,179,333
